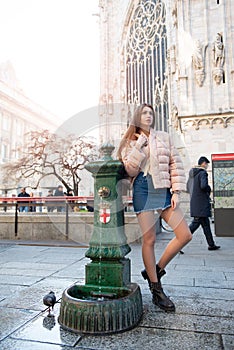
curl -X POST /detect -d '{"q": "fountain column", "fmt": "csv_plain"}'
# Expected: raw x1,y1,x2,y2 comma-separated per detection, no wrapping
59,143,143,334
85,143,131,289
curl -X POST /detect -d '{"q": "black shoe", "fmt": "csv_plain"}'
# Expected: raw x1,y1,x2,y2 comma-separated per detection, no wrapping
208,245,220,251
179,250,184,254
150,282,175,312
141,265,166,287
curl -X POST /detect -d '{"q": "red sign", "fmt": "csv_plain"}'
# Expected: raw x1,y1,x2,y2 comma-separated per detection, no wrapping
212,153,234,161
99,208,110,224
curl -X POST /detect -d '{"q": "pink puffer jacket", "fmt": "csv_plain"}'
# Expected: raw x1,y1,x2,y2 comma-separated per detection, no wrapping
121,129,186,192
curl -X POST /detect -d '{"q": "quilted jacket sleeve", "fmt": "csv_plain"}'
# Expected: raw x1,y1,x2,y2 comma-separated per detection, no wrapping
169,136,186,192
121,141,146,178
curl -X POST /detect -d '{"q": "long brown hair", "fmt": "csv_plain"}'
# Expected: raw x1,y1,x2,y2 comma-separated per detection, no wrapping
117,103,155,160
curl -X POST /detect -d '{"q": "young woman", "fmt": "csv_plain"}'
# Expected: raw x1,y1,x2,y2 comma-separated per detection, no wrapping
117,103,192,312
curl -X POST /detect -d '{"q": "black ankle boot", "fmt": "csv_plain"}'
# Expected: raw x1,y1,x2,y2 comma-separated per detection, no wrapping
141,265,166,287
150,282,175,312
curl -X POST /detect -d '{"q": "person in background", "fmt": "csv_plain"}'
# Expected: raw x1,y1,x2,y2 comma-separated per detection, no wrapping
86,205,94,212
29,192,36,212
2,191,7,212
187,156,220,251
54,185,65,212
65,188,73,211
65,188,73,196
18,188,30,212
46,189,54,213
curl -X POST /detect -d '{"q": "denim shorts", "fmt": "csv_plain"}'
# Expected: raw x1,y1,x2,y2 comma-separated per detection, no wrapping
133,172,172,214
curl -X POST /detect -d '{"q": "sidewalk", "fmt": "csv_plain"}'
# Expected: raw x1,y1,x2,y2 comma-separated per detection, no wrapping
0,226,233,350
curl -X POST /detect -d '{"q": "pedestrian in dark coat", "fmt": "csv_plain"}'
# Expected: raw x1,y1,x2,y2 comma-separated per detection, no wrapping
46,190,54,212
54,185,65,212
18,187,30,212
187,156,220,250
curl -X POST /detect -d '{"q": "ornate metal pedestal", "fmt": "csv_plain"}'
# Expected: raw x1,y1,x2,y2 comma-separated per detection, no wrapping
58,143,143,334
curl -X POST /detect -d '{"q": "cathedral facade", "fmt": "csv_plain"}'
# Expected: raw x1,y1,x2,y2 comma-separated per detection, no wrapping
98,0,234,172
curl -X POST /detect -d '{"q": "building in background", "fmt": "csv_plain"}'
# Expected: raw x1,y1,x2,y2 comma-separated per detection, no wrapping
0,61,60,195
98,0,234,176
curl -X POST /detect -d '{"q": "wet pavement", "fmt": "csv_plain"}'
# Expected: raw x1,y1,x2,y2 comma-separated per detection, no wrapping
0,226,233,350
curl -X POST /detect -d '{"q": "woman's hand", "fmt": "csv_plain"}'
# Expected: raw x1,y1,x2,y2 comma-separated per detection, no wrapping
171,193,180,210
135,134,148,150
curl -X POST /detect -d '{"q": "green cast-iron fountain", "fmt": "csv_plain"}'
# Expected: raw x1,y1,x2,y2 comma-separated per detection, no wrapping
58,143,143,334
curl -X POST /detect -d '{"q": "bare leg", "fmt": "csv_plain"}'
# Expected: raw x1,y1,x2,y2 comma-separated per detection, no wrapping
138,210,177,312
137,211,159,283
158,207,192,269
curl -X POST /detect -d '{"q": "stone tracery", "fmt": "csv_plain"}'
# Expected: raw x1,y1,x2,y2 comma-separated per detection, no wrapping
125,0,168,131
181,115,234,131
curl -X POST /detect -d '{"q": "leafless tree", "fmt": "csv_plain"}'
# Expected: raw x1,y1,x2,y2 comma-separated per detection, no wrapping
2,130,98,195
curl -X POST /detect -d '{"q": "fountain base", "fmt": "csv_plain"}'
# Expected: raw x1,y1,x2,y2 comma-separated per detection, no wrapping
58,283,143,334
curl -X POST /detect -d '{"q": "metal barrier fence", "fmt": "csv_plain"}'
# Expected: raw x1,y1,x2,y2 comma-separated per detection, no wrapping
0,196,95,239
0,196,135,239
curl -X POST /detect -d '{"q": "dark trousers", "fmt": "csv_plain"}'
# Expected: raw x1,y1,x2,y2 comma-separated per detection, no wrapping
189,217,215,247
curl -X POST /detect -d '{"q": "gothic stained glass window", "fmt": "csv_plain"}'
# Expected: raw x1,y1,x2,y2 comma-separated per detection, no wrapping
126,0,168,131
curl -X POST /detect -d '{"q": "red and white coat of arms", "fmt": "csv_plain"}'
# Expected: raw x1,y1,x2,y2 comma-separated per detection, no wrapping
99,207,110,224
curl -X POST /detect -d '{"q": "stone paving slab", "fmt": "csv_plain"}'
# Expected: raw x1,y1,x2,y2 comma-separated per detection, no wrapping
194,277,233,288
204,260,234,268
77,327,223,350
0,245,48,256
0,267,55,277
0,285,25,300
222,335,234,350
165,256,206,266
51,263,87,279
153,284,234,301
0,253,44,264
0,307,38,341
141,305,233,335
164,269,226,280
224,272,234,280
1,261,68,270
204,253,234,262
10,305,81,348
141,292,234,318
0,278,80,311
174,264,234,273
0,243,14,251
0,274,45,286
0,238,88,246
35,252,87,264
0,338,77,350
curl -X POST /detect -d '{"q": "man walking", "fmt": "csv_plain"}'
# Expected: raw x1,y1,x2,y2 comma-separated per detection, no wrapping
187,156,220,250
